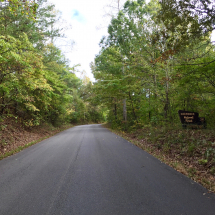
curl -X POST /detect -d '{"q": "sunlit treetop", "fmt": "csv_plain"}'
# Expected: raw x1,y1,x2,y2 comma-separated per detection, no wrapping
0,0,39,21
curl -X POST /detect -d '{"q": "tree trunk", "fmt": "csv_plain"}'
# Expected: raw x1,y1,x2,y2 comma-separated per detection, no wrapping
164,64,170,119
129,92,138,122
148,89,151,120
114,104,117,120
123,99,127,121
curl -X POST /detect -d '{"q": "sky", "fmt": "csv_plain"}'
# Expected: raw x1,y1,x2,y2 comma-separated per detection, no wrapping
49,0,127,81
49,0,215,82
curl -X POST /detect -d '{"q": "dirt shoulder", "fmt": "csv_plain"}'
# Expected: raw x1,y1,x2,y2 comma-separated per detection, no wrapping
103,124,215,193
0,117,74,160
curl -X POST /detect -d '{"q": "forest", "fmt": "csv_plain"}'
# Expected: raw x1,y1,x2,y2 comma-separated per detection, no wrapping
0,0,214,129
1,0,215,191
0,0,105,127
92,0,215,130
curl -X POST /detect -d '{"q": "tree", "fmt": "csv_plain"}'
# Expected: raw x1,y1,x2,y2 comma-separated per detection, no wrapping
156,0,215,53
0,0,102,126
158,0,215,35
93,0,215,128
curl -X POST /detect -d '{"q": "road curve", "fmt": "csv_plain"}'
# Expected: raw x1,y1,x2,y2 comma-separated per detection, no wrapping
0,124,215,215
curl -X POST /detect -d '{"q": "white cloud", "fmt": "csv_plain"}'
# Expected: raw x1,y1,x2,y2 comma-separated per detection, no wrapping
47,0,154,81
49,0,116,81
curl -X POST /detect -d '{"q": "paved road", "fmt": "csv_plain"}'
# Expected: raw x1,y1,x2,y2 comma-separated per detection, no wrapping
0,124,215,215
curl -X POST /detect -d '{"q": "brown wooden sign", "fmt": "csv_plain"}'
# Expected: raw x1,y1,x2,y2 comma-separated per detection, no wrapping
178,110,199,124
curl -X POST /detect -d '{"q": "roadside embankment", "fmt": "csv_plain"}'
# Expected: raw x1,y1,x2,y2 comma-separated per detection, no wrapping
0,117,74,160
104,123,215,193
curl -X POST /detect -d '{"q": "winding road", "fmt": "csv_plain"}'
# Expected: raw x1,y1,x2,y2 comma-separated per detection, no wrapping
0,124,215,215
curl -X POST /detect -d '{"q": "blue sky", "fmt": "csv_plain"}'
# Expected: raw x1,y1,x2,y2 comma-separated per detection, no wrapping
71,10,86,23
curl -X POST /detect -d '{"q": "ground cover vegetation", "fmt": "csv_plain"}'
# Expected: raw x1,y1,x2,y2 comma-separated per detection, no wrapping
0,0,105,155
93,0,215,191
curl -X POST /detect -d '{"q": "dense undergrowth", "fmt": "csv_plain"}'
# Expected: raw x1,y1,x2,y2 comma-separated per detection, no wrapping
105,123,215,193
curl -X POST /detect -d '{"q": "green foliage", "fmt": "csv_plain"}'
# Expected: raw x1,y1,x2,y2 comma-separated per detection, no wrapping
0,0,103,127
158,0,215,36
198,159,208,165
93,0,215,130
0,0,38,23
1,0,215,128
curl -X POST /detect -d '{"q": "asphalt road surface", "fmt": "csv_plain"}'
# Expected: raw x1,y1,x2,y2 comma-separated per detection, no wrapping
0,124,215,215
